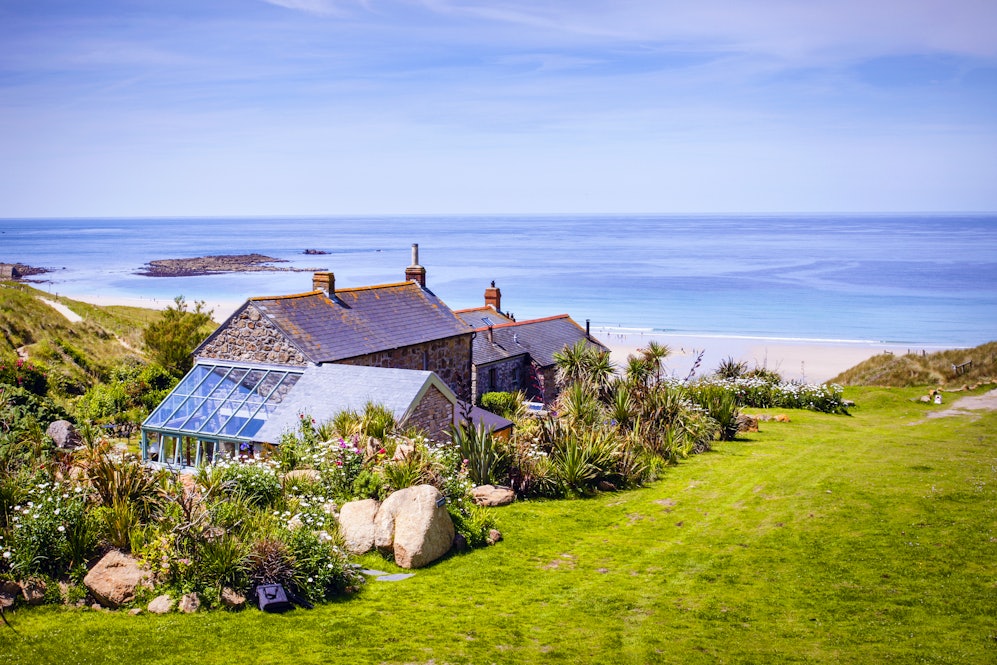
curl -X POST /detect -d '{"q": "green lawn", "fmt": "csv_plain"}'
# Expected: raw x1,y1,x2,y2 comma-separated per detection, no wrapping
2,387,995,664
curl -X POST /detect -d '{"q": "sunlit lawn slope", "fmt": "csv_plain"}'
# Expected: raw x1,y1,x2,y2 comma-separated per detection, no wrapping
2,386,994,664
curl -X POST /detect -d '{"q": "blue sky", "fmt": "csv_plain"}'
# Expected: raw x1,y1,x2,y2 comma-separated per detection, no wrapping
1,0,996,216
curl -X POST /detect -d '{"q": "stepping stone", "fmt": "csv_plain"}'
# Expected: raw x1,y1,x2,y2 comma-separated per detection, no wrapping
360,569,388,576
375,574,415,582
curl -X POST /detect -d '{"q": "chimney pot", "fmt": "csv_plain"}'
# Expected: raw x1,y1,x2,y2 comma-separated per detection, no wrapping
405,243,427,287
313,271,335,296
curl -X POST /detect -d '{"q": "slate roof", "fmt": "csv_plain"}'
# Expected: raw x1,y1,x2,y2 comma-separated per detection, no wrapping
471,315,609,368
453,306,514,329
254,364,456,443
228,282,470,364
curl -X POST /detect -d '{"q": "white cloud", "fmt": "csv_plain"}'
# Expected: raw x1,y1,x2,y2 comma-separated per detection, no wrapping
258,0,353,16
416,0,997,62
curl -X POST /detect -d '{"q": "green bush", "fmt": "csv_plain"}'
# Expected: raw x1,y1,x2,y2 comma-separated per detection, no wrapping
2,478,92,577
480,391,522,419
0,356,48,396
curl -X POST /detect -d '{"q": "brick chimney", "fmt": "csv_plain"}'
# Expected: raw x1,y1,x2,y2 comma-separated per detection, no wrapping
405,243,426,287
313,271,334,296
484,280,501,312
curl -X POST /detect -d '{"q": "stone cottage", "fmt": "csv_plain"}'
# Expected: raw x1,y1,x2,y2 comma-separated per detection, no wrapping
455,283,609,405
194,246,473,400
140,246,473,470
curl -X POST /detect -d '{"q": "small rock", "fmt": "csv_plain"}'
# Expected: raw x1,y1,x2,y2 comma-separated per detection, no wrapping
19,578,46,605
392,443,415,461
0,580,18,609
178,592,200,614
128,608,143,616
596,480,617,492
452,532,468,551
486,529,503,545
471,484,515,507
220,587,246,610
147,594,174,614
774,414,791,423
736,414,759,433
284,468,321,484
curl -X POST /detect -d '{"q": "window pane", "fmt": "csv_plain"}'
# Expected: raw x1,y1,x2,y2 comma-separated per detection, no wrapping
182,398,225,432
171,365,213,396
145,393,188,427
197,366,237,397
164,396,206,429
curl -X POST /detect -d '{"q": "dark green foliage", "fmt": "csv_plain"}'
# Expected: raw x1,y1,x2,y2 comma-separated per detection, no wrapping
0,356,48,395
688,383,742,441
715,356,748,380
480,391,522,419
142,296,214,376
360,402,395,440
450,423,506,486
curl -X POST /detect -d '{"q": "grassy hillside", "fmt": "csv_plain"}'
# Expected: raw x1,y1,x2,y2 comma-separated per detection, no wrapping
0,282,161,395
831,341,997,388
1,385,994,664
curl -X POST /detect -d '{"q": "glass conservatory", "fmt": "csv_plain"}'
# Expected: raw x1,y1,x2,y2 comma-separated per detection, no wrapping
140,361,303,471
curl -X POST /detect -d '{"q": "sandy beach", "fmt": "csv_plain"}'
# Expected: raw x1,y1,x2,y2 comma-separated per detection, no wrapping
591,328,948,384
59,291,951,385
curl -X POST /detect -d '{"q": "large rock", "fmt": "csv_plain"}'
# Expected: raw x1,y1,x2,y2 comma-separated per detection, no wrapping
46,420,81,449
374,485,455,569
84,550,152,609
339,499,380,555
471,485,515,507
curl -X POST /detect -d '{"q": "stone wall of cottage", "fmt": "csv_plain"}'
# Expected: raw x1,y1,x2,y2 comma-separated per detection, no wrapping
339,335,472,401
529,362,559,406
196,304,308,366
405,384,455,441
473,356,527,402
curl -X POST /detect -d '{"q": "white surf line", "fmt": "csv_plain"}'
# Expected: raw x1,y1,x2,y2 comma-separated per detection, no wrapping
40,298,83,323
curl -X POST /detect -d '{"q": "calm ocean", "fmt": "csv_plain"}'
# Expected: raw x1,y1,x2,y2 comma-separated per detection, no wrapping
1,214,995,347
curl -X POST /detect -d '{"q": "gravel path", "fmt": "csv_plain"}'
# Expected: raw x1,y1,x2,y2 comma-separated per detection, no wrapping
926,388,997,420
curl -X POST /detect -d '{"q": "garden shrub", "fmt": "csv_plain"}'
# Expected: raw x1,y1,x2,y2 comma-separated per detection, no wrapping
480,391,522,419
2,477,92,577
450,423,506,486
0,356,48,396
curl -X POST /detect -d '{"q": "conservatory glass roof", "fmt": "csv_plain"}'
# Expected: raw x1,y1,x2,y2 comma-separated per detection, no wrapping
143,362,303,441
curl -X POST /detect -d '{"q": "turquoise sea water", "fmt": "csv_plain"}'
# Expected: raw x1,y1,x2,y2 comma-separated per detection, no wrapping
1,214,995,347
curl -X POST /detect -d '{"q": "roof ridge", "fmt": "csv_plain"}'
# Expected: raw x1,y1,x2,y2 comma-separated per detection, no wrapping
334,281,416,294
472,314,570,332
453,305,497,313
250,290,327,302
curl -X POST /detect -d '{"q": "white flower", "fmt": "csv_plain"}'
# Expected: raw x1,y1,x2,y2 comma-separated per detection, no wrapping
2,551,10,559
58,525,65,532
307,577,313,583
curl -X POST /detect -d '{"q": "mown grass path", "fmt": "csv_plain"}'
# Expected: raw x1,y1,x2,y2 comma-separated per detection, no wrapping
2,387,994,664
